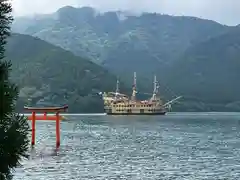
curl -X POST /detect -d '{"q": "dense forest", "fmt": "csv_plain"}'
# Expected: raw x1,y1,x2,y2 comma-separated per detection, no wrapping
9,6,240,112
7,33,130,113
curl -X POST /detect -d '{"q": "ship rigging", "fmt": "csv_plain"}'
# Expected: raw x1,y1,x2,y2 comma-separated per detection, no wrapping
101,72,182,115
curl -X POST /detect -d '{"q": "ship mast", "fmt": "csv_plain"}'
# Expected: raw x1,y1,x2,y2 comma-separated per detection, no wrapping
115,78,120,100
151,75,159,101
131,72,137,101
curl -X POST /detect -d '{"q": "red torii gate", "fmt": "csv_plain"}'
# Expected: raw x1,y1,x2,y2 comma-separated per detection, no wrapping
24,105,68,148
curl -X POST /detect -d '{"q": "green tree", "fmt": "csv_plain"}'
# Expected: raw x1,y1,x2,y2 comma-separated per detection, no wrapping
0,1,30,180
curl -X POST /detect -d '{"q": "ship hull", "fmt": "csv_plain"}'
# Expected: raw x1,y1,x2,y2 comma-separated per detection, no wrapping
104,107,167,115
105,112,167,115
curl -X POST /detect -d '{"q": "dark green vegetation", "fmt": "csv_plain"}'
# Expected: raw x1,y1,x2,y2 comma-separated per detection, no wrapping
7,33,128,113
167,27,240,111
0,1,29,180
12,7,230,73
11,6,240,111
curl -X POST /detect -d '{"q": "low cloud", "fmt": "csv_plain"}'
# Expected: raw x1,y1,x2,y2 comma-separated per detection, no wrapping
12,0,240,25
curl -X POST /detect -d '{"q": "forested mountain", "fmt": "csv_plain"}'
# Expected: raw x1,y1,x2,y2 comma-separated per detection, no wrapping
166,27,240,111
6,33,127,113
12,6,231,79
10,6,240,112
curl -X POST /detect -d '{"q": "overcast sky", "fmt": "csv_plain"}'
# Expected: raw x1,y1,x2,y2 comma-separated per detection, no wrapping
12,0,240,26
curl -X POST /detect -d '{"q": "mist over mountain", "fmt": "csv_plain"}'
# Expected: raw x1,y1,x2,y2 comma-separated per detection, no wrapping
12,6,230,74
11,6,240,112
12,0,240,25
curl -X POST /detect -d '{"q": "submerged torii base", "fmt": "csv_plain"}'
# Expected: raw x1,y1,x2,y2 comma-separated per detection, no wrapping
24,105,68,148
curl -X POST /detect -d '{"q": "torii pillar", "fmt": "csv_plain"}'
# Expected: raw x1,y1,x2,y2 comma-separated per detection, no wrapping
24,105,68,148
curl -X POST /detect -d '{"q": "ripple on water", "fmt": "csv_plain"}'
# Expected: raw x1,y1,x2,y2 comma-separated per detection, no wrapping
13,114,240,179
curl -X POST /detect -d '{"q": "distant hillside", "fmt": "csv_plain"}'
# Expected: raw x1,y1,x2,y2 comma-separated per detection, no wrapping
6,33,127,113
12,6,231,80
166,27,240,111
11,7,240,112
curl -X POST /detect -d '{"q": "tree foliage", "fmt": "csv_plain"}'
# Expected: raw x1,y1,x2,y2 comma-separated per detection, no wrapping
9,6,240,112
3,32,132,113
0,1,30,180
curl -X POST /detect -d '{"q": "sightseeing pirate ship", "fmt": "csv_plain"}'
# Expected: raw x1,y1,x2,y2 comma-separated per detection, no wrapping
101,72,181,115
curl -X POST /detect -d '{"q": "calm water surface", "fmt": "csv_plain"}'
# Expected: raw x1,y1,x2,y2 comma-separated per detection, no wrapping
14,113,240,179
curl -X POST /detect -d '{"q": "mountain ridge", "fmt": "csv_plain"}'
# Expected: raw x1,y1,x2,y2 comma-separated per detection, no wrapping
12,6,231,69
7,33,129,113
10,6,240,112
165,27,240,111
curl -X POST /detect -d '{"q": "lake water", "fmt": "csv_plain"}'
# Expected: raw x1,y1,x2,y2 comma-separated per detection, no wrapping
14,113,240,180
